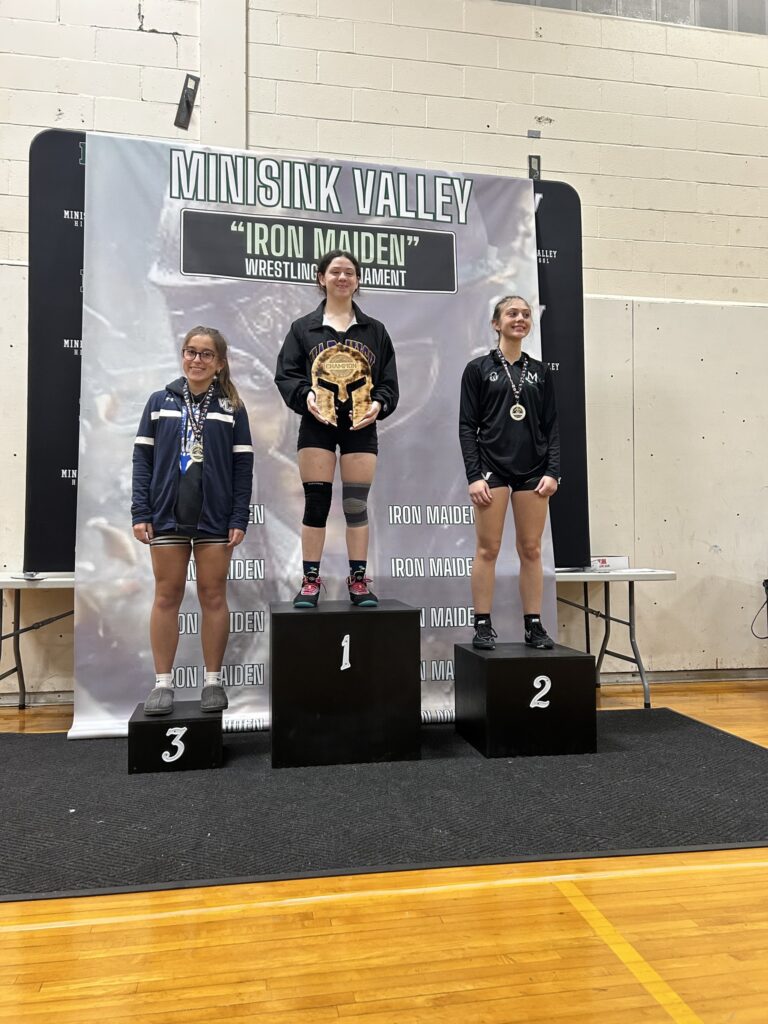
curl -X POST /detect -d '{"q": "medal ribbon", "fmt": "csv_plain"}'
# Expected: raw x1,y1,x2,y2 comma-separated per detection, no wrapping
181,379,215,453
497,350,528,408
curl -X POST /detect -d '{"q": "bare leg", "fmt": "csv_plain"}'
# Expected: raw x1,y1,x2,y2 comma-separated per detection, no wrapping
194,542,234,672
339,451,377,561
511,489,550,614
470,487,509,613
149,544,191,673
298,447,337,562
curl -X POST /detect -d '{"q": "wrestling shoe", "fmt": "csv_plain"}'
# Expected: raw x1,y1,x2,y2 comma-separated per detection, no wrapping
143,686,174,715
347,570,378,607
524,619,554,649
293,574,324,608
472,621,497,650
200,684,228,712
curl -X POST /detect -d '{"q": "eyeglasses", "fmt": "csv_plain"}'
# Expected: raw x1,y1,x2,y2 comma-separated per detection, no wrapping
183,347,216,363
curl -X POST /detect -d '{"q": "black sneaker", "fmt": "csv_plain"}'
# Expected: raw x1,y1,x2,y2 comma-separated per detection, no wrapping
472,621,497,650
293,575,324,608
525,619,554,649
347,570,378,607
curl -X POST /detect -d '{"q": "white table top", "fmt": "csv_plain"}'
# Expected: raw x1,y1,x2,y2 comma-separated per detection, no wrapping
0,572,75,590
555,568,676,583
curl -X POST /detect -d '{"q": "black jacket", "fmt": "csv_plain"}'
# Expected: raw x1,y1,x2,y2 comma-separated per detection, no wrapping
459,350,560,484
132,377,254,533
274,300,399,419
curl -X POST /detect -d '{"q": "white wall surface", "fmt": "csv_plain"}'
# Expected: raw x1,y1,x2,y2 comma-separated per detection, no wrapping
2,0,767,696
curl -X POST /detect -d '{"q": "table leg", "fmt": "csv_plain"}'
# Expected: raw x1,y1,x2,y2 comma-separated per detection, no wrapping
628,581,651,709
595,582,611,685
13,589,26,710
583,582,591,655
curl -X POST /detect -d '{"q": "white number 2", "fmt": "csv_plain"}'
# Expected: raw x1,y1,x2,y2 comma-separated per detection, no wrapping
340,633,351,671
530,675,552,709
162,726,188,763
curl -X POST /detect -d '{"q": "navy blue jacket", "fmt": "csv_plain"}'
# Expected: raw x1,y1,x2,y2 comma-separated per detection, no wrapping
131,377,254,534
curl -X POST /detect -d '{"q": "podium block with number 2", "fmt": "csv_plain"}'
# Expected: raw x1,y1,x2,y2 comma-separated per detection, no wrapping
454,643,597,757
128,700,223,773
270,600,421,768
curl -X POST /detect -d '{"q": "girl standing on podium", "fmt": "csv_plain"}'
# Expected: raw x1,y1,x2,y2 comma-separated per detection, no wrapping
132,327,254,716
459,296,560,651
275,250,399,609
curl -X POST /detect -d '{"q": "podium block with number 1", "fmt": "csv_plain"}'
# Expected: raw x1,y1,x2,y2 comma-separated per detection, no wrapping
270,600,421,768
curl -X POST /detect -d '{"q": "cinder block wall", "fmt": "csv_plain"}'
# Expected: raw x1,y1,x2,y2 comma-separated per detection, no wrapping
2,0,767,696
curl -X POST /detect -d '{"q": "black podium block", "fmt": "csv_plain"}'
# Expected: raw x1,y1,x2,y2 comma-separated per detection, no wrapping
270,600,421,768
455,643,596,758
128,700,223,773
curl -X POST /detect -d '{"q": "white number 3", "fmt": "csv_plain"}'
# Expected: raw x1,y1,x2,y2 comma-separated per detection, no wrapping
340,633,351,671
530,675,552,709
162,726,188,763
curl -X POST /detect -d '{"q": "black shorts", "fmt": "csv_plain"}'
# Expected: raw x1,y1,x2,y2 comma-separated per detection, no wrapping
150,528,229,547
297,412,378,455
483,471,544,492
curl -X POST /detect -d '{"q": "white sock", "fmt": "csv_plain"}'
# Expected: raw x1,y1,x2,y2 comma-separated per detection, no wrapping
204,670,221,688
155,673,173,689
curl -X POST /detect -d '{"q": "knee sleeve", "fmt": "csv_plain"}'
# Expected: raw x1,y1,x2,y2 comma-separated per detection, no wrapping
342,483,370,528
302,481,332,528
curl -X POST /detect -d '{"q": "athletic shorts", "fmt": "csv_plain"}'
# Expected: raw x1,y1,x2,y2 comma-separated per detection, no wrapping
150,528,229,547
483,471,544,492
297,412,378,455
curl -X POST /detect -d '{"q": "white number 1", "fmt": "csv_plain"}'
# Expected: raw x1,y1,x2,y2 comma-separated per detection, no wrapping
340,633,351,671
161,726,188,763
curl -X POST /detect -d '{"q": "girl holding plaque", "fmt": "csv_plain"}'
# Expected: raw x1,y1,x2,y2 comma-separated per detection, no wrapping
459,296,560,651
132,327,254,715
275,250,399,609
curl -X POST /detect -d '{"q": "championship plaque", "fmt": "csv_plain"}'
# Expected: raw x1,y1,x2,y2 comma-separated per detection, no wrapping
311,344,373,427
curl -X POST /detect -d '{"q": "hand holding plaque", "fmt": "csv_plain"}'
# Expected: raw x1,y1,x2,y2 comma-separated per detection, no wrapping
311,344,373,428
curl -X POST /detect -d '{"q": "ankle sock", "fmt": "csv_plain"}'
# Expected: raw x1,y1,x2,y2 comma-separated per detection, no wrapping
303,561,320,579
204,670,221,687
475,614,492,627
155,673,173,689
349,560,366,578
524,614,541,629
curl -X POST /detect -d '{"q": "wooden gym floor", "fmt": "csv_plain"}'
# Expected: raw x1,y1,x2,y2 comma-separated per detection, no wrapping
1,681,767,1023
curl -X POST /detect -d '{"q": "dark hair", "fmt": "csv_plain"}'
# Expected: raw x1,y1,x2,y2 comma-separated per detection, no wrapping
182,326,243,410
491,295,531,336
316,250,361,294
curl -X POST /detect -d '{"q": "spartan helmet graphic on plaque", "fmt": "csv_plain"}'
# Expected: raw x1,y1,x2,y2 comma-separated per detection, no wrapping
311,343,373,427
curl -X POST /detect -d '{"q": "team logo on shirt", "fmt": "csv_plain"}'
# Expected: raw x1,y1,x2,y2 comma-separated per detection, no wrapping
489,371,499,382
219,397,234,413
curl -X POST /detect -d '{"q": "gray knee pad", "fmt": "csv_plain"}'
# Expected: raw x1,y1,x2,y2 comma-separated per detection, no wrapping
342,483,370,527
302,481,332,528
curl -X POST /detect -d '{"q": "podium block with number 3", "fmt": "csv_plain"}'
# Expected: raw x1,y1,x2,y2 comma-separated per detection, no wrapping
128,700,224,773
454,643,597,757
270,600,421,768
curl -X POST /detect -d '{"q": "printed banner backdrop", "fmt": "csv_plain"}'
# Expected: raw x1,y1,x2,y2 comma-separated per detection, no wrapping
73,132,562,738
25,129,86,572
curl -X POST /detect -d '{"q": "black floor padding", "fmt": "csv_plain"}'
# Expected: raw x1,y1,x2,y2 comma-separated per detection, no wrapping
3,709,767,900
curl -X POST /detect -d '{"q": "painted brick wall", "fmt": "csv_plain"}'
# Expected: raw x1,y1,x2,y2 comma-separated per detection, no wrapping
0,0,201,263
246,0,768,302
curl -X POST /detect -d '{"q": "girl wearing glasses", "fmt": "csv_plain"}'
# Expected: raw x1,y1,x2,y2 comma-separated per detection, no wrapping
132,327,254,716
275,250,398,608
459,296,560,652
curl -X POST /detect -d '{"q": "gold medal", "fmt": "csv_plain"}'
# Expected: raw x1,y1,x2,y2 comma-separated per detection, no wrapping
510,404,526,421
